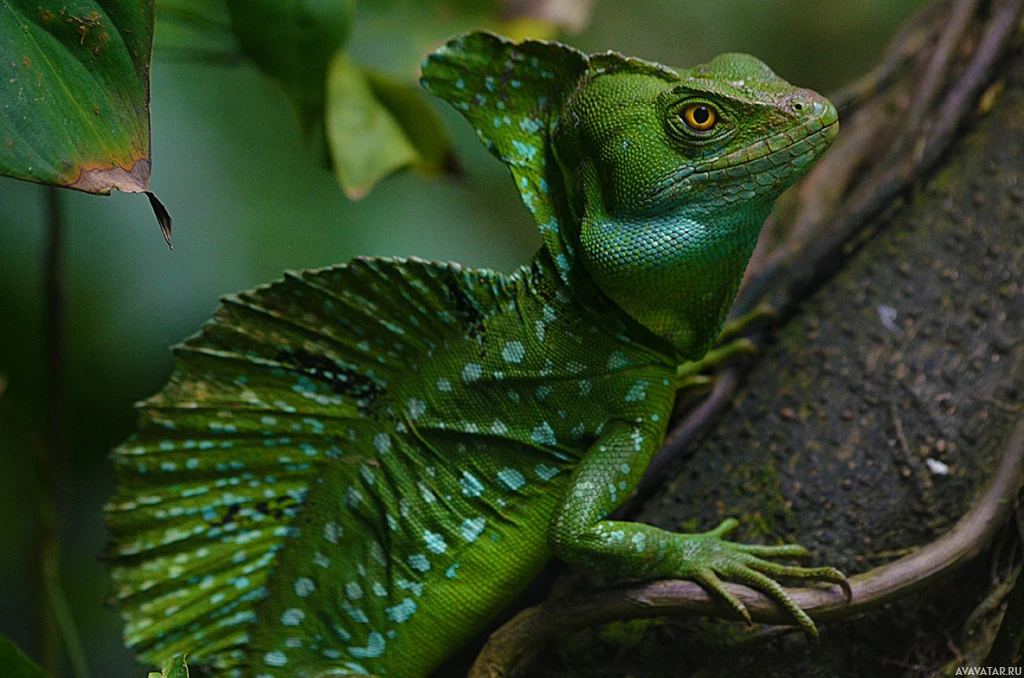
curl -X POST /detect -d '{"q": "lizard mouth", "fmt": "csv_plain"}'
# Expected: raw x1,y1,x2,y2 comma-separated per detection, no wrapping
701,119,838,177
647,119,839,203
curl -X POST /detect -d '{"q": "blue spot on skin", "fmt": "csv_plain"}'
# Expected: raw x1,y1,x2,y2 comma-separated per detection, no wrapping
624,380,649,402
512,139,537,159
632,532,647,552
461,517,486,542
281,608,305,626
496,468,526,491
531,422,556,446
501,341,525,363
295,577,315,597
264,650,287,666
518,117,541,133
445,563,460,579
423,529,448,554
323,521,341,544
386,597,417,623
407,398,426,419
456,78,465,89
349,631,386,659
461,363,482,383
372,433,391,454
607,351,631,370
345,486,363,507
408,554,431,572
460,471,484,497
342,600,369,623
534,463,560,481
397,579,425,597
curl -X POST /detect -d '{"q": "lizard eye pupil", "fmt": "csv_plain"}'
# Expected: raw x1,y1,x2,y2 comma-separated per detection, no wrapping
681,103,717,131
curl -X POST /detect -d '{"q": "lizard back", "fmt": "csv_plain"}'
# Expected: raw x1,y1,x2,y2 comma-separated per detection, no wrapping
106,256,675,676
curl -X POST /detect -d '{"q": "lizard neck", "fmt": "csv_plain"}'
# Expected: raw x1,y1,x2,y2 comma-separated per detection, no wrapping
573,202,768,361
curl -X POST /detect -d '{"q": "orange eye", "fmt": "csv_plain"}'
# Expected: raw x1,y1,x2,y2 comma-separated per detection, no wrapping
681,103,717,131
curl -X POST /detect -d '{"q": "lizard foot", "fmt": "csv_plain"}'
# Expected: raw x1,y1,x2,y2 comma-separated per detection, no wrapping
676,304,778,383
677,338,758,381
668,518,851,639
716,303,779,345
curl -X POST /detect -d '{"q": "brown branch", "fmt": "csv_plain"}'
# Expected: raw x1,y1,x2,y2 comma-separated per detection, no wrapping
33,187,91,678
40,185,65,678
471,410,1024,676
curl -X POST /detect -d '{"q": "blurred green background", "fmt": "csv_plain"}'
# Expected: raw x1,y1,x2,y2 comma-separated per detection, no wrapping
0,1,922,675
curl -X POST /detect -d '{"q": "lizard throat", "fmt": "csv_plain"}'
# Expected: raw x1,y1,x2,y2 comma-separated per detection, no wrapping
578,206,766,361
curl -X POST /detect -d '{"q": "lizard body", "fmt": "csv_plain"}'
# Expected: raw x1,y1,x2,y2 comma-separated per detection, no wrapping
106,32,842,677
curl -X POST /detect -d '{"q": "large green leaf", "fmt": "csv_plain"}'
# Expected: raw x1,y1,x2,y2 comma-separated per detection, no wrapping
0,0,154,194
326,53,456,199
0,635,45,678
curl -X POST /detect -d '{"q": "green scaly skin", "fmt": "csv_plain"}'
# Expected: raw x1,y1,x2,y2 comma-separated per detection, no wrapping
105,32,846,678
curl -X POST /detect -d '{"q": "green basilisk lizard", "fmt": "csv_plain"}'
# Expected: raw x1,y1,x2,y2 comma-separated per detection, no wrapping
106,31,848,677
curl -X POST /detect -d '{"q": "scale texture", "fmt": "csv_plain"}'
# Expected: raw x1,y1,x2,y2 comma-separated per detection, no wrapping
106,31,841,677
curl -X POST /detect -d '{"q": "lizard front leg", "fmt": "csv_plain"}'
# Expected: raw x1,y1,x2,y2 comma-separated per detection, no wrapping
548,421,850,637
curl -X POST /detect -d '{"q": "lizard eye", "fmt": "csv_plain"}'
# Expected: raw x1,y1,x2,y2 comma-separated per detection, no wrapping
680,103,717,131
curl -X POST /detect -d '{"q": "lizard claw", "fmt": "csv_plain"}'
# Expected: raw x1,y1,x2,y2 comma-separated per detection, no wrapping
670,519,851,638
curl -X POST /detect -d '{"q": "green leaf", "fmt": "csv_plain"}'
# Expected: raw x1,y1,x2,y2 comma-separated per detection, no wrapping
325,52,420,199
225,0,355,138
365,69,459,179
0,635,45,678
0,0,154,194
149,654,189,678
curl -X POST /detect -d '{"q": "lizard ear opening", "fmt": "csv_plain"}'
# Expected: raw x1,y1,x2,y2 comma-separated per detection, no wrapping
421,32,588,242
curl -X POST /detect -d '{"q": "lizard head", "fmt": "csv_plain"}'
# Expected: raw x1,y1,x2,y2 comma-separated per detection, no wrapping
421,33,836,359
551,52,838,357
